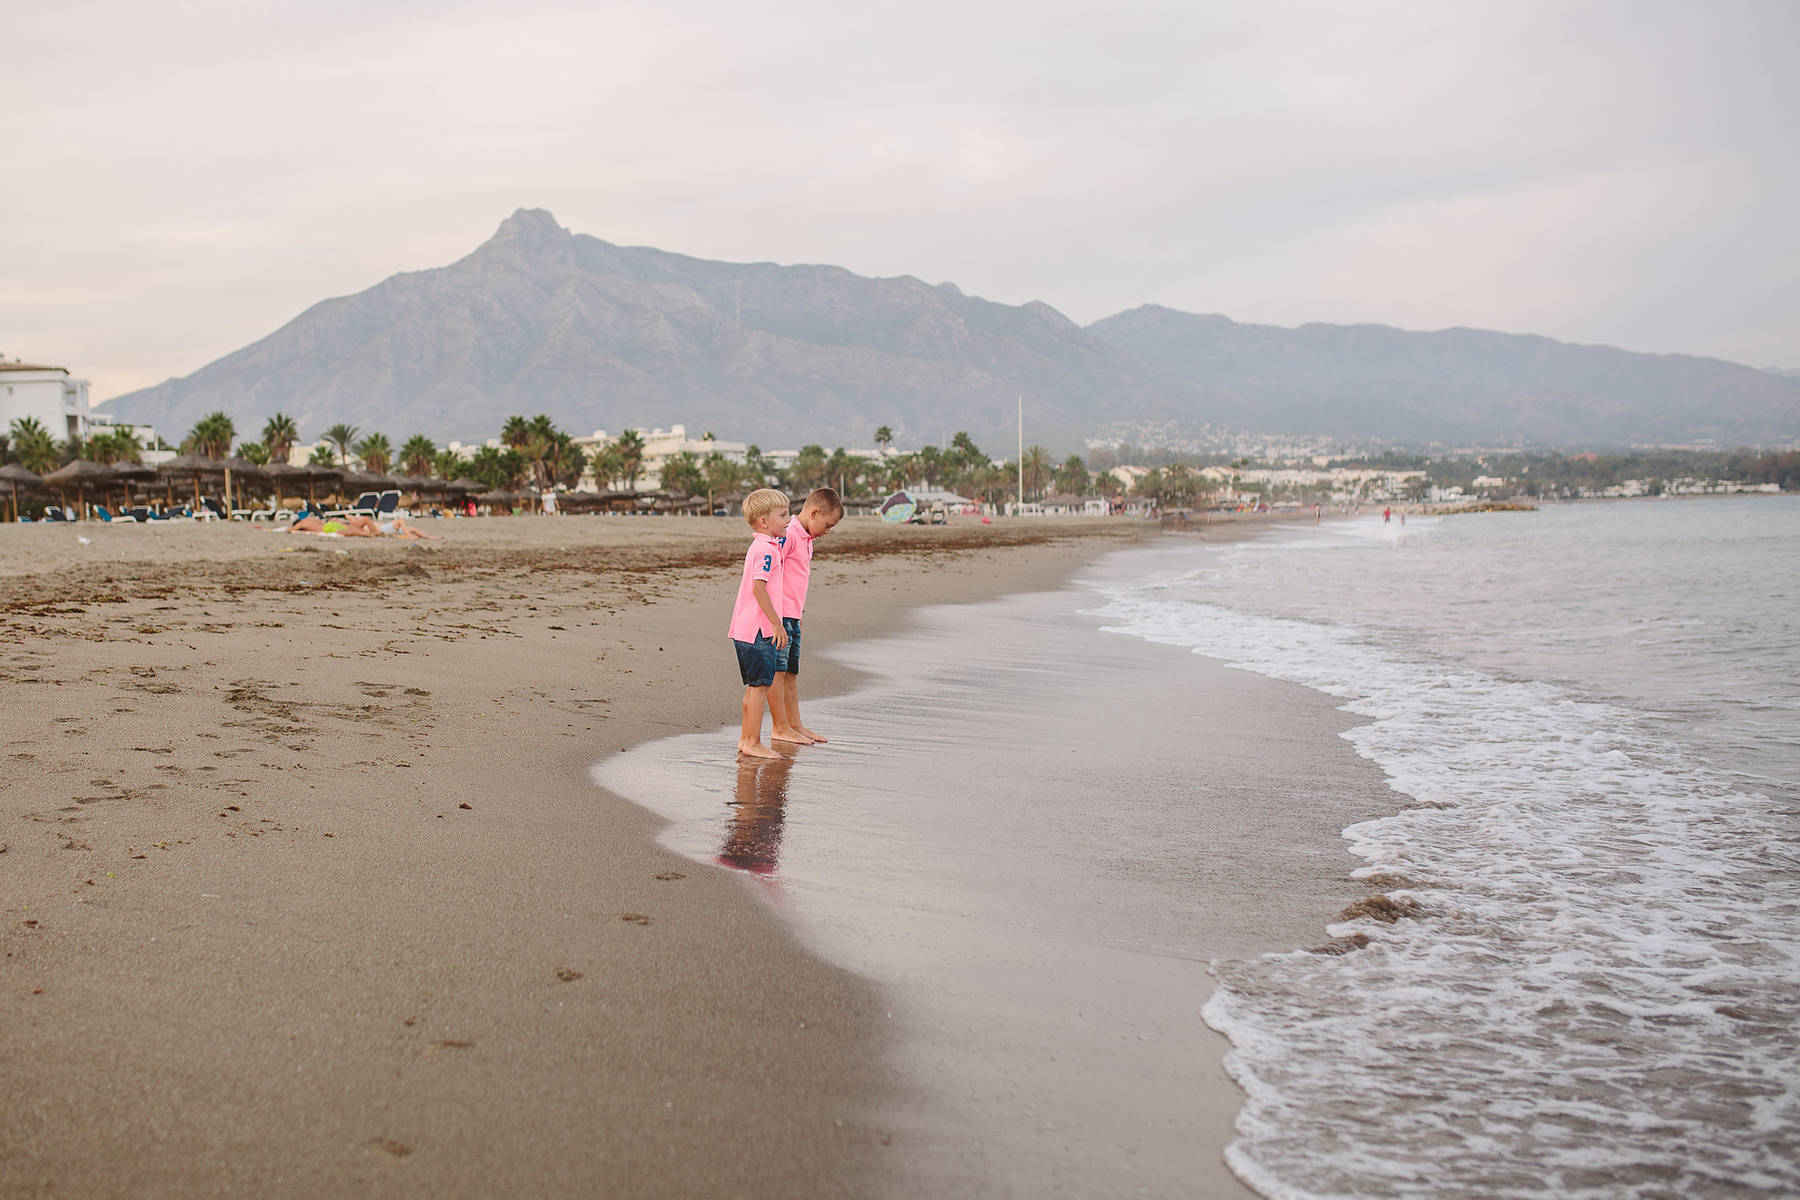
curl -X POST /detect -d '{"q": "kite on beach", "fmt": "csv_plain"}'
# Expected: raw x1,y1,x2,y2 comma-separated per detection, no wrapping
877,491,917,523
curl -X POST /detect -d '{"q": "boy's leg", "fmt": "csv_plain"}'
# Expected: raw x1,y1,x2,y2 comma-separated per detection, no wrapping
791,674,827,743
770,674,812,744
739,685,779,759
733,636,782,758
783,618,827,743
769,619,813,743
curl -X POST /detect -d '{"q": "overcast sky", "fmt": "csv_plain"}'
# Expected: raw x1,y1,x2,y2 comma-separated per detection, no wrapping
6,0,1796,402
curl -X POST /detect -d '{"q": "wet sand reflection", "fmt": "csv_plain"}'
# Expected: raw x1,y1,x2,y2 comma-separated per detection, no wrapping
718,744,797,876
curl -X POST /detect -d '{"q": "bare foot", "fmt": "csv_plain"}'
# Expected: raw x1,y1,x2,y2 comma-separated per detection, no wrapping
738,742,781,760
797,725,828,744
770,727,815,745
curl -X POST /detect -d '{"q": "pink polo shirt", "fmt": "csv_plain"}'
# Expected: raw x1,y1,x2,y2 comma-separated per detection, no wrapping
727,532,785,642
779,515,815,620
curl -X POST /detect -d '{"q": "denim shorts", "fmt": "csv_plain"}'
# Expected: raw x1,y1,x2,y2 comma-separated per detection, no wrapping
777,617,801,675
733,634,779,688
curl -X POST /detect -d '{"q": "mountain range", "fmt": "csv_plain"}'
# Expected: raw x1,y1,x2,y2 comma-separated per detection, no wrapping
101,209,1800,452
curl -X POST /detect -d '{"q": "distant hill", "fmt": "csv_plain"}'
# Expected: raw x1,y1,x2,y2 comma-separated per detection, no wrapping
102,210,1800,452
102,209,1165,452
1085,306,1800,447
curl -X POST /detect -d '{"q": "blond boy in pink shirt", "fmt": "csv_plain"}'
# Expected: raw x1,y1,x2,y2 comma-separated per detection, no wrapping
728,488,791,759
770,487,845,745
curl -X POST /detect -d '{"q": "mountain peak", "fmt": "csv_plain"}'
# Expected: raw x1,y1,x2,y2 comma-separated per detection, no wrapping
488,207,569,246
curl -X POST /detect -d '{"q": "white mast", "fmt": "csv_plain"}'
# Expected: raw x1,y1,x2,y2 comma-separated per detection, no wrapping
1017,395,1024,510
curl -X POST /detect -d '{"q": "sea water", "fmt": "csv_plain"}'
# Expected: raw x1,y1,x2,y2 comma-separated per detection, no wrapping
1095,497,1800,1197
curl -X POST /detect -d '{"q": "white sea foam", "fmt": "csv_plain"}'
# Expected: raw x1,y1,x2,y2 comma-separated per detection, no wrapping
1096,503,1800,1198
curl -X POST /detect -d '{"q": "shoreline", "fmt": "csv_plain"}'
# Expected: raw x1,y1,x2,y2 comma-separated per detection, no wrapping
0,512,1369,1196
598,530,1396,1198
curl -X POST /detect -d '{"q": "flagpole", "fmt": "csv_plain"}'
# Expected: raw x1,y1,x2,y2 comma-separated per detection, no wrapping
1017,395,1023,511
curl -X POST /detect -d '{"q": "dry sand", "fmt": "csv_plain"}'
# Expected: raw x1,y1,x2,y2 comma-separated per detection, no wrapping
0,511,1379,1198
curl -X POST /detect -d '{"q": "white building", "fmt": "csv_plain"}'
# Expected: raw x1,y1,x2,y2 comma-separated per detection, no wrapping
573,425,750,490
1,359,91,442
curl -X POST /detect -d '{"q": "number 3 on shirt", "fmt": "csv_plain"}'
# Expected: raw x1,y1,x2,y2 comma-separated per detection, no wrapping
762,554,773,571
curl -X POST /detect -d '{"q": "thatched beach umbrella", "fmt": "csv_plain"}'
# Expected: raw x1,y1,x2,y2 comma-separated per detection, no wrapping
260,462,309,510
157,452,221,509
300,464,342,507
475,489,516,513
394,475,440,505
43,459,113,519
217,456,268,514
334,469,384,500
0,462,42,523
108,461,159,513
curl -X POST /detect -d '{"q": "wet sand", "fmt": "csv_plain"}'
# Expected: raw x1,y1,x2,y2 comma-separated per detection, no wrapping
0,511,1381,1197
600,545,1394,1198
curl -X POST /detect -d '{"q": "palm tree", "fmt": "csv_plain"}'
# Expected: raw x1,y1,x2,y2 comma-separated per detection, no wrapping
789,444,828,492
82,432,111,465
613,429,646,489
186,411,236,459
261,413,300,465
500,415,531,451
1053,454,1090,496
433,448,466,480
702,451,741,514
1022,444,1052,501
524,414,560,489
399,434,437,477
913,445,942,490
308,444,339,468
742,444,774,486
545,431,584,488
466,445,528,490
112,428,144,464
589,443,623,491
354,433,393,474
660,451,704,497
323,423,360,466
238,441,271,466
874,425,893,452
1133,467,1167,507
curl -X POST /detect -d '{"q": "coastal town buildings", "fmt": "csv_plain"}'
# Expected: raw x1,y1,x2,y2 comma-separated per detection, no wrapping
1,359,91,442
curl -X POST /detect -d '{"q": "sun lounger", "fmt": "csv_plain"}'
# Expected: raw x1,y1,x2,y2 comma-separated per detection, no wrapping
94,505,137,523
322,491,381,520
232,498,284,521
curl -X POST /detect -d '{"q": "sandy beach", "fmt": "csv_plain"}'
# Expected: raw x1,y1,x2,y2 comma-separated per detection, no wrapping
1,512,1382,1197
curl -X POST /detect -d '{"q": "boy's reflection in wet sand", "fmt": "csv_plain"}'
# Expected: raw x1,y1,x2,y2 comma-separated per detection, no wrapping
718,743,797,876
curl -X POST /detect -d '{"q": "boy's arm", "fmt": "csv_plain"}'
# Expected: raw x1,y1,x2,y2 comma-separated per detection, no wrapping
752,580,788,648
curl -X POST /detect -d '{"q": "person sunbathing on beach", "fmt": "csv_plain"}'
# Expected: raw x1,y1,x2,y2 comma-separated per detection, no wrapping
275,513,440,539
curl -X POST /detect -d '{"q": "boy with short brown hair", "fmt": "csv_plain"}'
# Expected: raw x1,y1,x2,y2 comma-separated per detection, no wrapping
770,487,844,745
